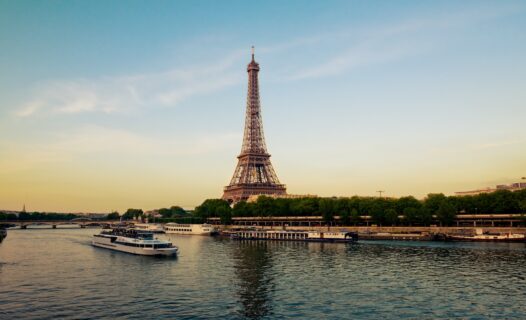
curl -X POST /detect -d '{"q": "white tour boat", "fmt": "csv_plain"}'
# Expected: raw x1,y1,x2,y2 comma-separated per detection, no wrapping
164,223,217,236
92,228,178,256
131,223,165,233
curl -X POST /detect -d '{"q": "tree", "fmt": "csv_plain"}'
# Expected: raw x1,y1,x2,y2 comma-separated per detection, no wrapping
403,207,418,225
170,206,187,216
436,202,456,226
350,208,360,226
106,211,120,220
418,208,432,226
233,201,252,217
385,209,399,226
18,211,31,221
370,203,386,225
491,190,520,213
194,199,231,221
122,208,143,220
290,197,319,216
424,193,447,213
254,196,276,216
158,208,172,218
319,198,335,225
396,196,421,215
216,206,232,225
340,208,351,226
274,198,291,216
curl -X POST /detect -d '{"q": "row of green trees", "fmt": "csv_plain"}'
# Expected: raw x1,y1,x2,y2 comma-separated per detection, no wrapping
2,211,80,221
118,206,193,223
0,212,18,220
194,189,526,226
4,189,524,225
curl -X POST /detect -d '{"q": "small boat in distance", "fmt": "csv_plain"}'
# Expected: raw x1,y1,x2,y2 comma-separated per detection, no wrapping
164,223,217,236
446,228,526,242
131,223,165,233
92,228,178,256
229,230,358,243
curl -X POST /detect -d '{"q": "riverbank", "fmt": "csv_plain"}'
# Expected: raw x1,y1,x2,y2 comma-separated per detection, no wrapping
218,225,526,241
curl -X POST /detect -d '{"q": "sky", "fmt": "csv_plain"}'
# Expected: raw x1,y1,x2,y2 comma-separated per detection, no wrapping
0,0,525,213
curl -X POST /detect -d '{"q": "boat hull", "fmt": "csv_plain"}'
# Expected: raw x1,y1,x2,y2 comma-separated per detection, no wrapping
446,236,526,243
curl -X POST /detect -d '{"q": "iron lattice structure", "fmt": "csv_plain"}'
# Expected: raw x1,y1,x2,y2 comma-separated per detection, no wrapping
222,49,286,203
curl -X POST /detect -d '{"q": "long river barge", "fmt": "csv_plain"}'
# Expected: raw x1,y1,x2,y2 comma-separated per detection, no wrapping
229,230,358,243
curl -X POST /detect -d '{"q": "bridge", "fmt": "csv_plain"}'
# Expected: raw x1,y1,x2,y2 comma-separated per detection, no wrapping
0,219,122,229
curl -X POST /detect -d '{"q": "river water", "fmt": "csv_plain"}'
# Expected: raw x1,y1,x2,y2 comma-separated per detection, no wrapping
1,228,526,319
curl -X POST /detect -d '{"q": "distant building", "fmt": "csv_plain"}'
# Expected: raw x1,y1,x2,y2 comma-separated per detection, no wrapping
144,210,162,218
455,182,526,196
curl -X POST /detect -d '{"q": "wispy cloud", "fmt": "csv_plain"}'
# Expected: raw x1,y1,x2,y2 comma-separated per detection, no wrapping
0,125,239,173
15,50,245,117
282,4,524,80
429,138,525,155
287,39,427,80
13,4,523,117
471,139,525,150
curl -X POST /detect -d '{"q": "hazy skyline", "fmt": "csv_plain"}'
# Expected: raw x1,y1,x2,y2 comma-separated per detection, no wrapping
1,1,525,212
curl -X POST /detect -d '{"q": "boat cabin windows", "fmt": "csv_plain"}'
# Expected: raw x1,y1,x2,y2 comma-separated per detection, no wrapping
153,243,172,249
137,233,154,240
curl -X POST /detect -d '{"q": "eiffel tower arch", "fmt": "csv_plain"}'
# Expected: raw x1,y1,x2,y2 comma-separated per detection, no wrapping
222,47,286,204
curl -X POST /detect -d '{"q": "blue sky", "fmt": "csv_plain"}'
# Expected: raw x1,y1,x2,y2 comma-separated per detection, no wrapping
1,0,525,212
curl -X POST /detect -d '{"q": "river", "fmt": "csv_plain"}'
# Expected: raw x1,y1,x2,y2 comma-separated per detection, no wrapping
1,228,526,319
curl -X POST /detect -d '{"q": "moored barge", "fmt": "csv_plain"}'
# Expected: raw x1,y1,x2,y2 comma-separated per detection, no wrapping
164,223,217,236
446,228,526,242
229,230,358,243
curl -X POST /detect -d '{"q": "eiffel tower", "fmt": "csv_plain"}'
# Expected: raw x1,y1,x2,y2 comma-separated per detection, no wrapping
222,47,286,204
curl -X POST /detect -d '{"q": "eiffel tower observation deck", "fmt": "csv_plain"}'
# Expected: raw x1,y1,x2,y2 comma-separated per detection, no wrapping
222,47,286,204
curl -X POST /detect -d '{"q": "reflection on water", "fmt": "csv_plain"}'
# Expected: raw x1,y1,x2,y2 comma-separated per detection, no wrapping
1,230,526,319
233,242,274,319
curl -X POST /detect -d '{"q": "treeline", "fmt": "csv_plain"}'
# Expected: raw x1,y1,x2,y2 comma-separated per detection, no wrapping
194,189,526,226
0,212,80,221
119,206,196,223
0,212,17,220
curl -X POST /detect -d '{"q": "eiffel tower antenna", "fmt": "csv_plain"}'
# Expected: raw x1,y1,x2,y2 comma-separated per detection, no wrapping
222,47,286,204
